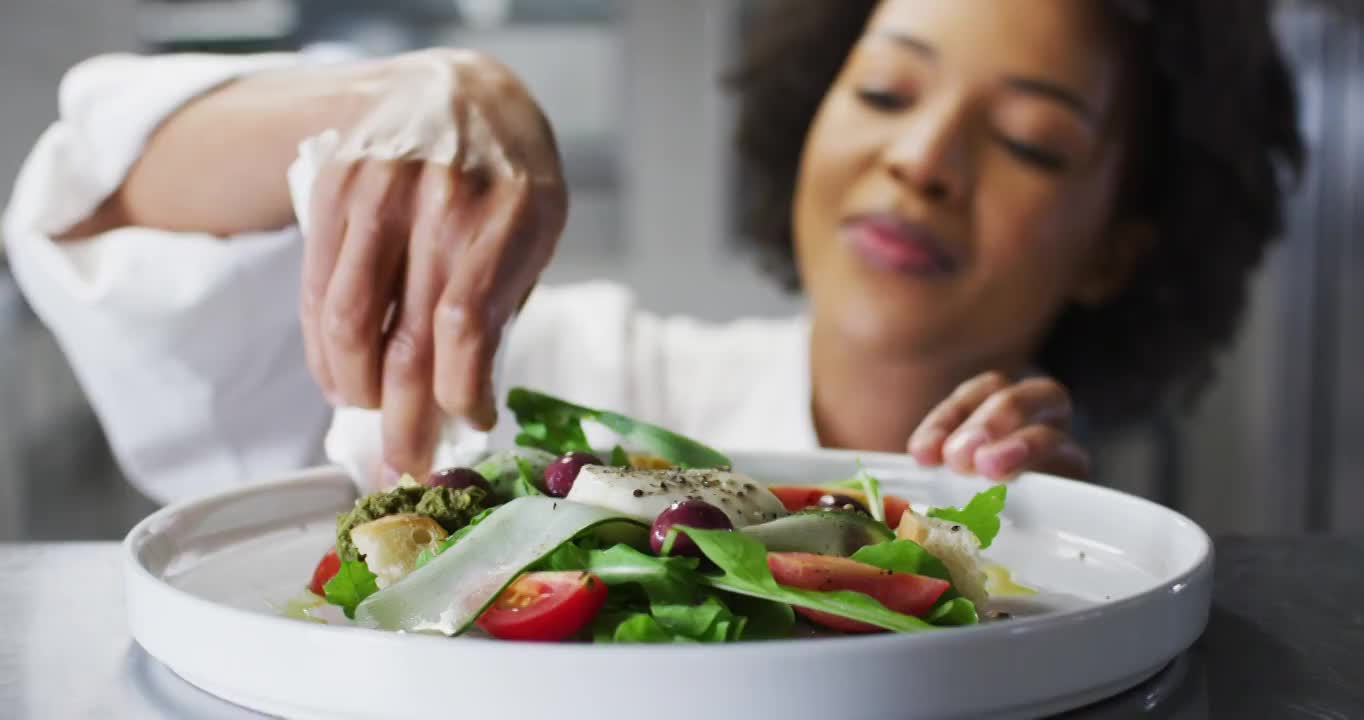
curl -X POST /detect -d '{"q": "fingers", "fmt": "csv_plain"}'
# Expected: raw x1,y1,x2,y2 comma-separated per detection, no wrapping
378,166,451,478
909,372,1080,480
909,371,1010,465
974,425,1091,481
320,162,415,408
299,161,353,402
941,376,1072,474
432,173,533,431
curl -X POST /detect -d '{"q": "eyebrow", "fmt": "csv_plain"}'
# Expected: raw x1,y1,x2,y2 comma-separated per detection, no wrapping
870,29,1098,126
873,29,938,59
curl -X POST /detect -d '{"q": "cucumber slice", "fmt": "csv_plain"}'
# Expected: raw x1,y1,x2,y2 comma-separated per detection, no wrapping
741,510,895,556
353,497,643,635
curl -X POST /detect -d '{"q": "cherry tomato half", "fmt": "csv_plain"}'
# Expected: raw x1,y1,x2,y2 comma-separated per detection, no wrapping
309,547,341,597
476,571,608,642
767,552,949,633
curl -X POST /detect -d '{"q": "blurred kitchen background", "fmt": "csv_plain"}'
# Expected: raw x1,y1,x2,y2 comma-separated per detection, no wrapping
0,0,1360,541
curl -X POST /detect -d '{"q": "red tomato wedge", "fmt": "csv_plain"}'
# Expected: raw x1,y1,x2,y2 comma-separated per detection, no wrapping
476,571,608,642
767,485,912,529
767,552,950,633
308,547,341,596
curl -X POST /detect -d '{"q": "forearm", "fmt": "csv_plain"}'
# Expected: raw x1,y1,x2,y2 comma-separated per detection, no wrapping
60,58,385,239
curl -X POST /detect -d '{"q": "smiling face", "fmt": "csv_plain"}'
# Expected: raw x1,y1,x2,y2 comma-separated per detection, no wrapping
794,0,1144,371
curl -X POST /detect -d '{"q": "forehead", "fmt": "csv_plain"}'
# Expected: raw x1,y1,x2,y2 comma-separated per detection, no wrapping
863,0,1121,115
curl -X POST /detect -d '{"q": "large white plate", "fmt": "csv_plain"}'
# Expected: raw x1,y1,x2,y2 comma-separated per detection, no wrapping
123,449,1212,720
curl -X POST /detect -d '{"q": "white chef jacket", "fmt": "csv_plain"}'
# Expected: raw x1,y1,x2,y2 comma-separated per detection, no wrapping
2,51,818,505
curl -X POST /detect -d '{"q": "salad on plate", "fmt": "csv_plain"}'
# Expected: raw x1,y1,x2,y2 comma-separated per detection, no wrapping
295,387,1023,643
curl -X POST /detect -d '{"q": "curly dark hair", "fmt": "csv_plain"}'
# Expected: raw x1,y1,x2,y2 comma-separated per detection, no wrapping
730,0,1306,431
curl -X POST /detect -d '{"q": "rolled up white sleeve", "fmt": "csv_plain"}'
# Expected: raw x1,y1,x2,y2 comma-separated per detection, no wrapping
2,52,334,504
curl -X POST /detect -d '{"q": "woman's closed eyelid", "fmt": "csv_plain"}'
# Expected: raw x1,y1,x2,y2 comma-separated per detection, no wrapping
855,86,914,112
996,135,1070,172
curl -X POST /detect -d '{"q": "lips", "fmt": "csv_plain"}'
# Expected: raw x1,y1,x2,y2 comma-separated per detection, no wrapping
840,213,957,276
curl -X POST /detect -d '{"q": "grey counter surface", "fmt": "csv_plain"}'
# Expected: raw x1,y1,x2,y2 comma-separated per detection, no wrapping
2,538,1361,719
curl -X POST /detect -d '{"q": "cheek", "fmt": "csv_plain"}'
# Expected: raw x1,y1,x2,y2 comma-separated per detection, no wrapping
794,100,876,246
973,167,1110,285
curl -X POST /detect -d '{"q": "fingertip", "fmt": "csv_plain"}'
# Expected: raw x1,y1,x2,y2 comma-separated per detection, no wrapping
974,437,1029,479
944,427,990,473
908,427,948,464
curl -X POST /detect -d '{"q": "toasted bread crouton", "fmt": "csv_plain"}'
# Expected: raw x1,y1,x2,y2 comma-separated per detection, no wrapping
349,513,448,588
896,508,989,607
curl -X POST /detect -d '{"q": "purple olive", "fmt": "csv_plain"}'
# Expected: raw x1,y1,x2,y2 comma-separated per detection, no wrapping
650,499,733,557
543,452,602,498
816,493,870,515
426,467,491,493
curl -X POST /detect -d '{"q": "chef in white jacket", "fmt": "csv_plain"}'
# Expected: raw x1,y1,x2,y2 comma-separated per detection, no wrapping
1,49,834,503
5,3,1152,503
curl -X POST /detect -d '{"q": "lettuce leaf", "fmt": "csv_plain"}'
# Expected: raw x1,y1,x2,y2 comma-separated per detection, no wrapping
583,544,743,642
512,457,545,497
849,539,953,582
924,597,978,626
473,449,554,500
507,387,730,468
676,527,936,633
723,592,796,640
851,540,978,625
323,560,379,619
927,486,1007,549
595,612,679,643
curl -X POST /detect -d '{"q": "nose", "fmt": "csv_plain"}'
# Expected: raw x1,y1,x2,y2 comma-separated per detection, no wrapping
881,95,972,205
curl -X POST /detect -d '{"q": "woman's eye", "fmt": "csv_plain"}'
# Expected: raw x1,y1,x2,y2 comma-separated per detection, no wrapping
996,134,1069,173
856,87,911,112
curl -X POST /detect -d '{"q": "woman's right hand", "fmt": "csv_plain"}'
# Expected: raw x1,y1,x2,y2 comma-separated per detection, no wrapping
299,49,567,482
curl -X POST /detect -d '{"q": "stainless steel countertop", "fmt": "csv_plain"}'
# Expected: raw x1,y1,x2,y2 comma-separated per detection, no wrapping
2,539,1361,719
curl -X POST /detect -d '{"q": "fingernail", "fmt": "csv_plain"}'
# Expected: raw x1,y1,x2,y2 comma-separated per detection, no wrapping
944,428,991,470
381,463,402,487
910,428,948,462
976,438,1029,478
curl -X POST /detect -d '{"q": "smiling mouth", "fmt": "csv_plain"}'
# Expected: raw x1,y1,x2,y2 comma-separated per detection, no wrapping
839,213,958,277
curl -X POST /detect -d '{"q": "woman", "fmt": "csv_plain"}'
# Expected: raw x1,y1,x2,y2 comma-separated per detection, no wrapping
2,0,1301,502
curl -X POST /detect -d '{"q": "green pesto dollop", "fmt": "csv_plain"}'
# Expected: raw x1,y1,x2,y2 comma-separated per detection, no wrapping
335,477,487,562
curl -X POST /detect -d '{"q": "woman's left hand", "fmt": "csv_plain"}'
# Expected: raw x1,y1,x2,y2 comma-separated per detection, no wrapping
907,372,1090,481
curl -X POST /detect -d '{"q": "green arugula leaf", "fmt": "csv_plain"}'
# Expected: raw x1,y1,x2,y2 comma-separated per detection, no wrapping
507,389,596,455
533,536,594,571
474,449,554,500
599,612,680,643
676,527,936,633
585,544,702,603
825,469,886,524
849,539,953,582
851,540,978,626
507,387,729,469
323,560,379,619
924,597,978,625
512,457,545,497
651,594,735,640
581,544,755,642
854,469,885,524
610,445,630,467
723,593,795,640
927,486,1008,549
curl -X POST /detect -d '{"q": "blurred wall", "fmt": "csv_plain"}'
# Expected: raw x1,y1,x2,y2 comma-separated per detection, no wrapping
0,0,154,541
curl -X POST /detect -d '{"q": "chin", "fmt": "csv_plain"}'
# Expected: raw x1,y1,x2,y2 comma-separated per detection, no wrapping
823,292,942,357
